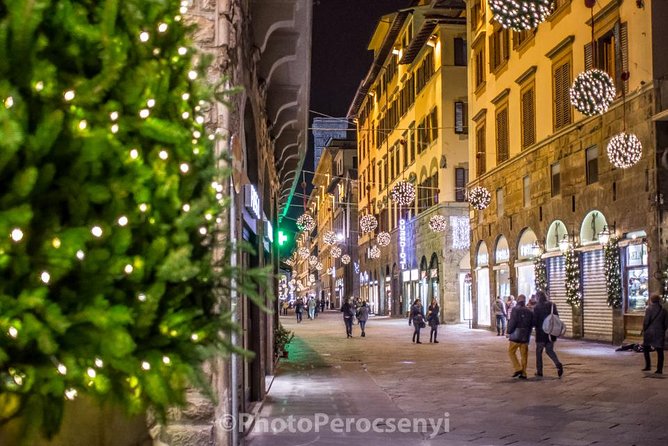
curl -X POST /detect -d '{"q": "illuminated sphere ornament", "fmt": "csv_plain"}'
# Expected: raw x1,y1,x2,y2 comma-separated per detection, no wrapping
298,247,310,259
308,255,318,267
323,230,337,245
331,246,342,258
315,262,324,271
369,245,381,259
607,132,642,169
488,0,553,31
296,213,316,232
376,231,391,247
468,186,492,210
569,69,616,116
390,181,416,206
341,254,351,265
429,215,448,233
359,214,378,233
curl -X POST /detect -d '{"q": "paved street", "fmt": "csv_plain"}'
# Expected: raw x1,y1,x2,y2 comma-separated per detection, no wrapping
247,310,668,446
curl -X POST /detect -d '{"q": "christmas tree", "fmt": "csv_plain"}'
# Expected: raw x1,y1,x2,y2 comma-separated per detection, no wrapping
0,0,257,439
533,256,548,294
604,237,622,308
565,249,582,308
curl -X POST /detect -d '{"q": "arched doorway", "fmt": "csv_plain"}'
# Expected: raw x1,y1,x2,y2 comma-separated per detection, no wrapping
516,228,537,298
429,253,440,309
476,242,491,326
493,235,510,298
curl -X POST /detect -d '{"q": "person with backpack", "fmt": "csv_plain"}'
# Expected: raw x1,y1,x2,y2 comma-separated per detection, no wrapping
409,299,425,344
642,294,668,374
533,291,564,378
356,301,370,337
507,294,534,379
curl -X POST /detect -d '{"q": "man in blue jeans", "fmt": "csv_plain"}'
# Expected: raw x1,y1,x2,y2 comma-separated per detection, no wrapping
533,291,564,378
494,296,507,336
340,298,355,337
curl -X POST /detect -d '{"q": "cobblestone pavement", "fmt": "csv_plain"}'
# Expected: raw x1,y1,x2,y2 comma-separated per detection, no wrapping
246,311,668,446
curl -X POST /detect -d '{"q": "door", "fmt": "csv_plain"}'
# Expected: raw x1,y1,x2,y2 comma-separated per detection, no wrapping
582,250,613,342
547,256,573,337
477,268,491,326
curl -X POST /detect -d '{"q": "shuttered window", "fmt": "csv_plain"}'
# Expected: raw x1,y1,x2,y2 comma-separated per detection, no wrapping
454,102,468,134
476,122,486,176
455,168,468,202
474,39,486,89
584,21,628,95
521,84,535,149
553,56,572,131
495,105,509,164
430,107,438,142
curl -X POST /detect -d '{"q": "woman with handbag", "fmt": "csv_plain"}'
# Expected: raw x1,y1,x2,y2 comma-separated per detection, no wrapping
427,297,440,343
409,299,425,344
506,294,534,379
642,294,668,374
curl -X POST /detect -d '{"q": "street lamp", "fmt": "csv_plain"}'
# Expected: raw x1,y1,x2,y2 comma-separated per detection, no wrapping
530,240,543,258
558,235,572,253
598,224,615,245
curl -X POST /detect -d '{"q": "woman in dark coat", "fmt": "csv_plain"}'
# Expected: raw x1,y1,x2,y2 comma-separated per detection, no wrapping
409,299,425,344
642,294,668,374
427,297,440,343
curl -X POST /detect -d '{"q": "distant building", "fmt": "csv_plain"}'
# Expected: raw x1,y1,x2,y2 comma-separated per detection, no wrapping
312,117,350,169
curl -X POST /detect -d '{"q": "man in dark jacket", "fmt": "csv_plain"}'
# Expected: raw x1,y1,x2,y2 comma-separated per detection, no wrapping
507,294,534,379
341,298,355,338
642,294,668,374
533,291,564,378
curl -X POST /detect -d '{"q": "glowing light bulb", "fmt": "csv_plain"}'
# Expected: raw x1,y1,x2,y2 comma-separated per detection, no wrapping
181,93,190,100
208,134,215,140
139,109,150,119
4,96,13,108
205,213,213,221
87,368,96,378
147,98,155,108
111,124,119,133
162,356,171,365
52,238,61,248
91,226,103,237
137,293,147,302
199,227,207,235
57,363,67,375
130,149,139,159
10,228,23,242
215,193,223,200
64,90,75,101
180,6,187,14
8,326,18,338
195,115,204,124
191,333,199,341
65,388,78,400
35,81,44,91
118,216,128,226
182,111,190,119
158,23,168,32
152,48,160,56
40,271,50,284
174,15,182,21
95,358,104,368
193,130,201,138
139,203,148,212
159,150,168,160
188,70,198,80
141,361,151,371
193,148,200,155
124,264,133,274
110,111,119,121
179,163,189,173
76,250,85,260
78,120,87,130
139,31,150,42
178,47,187,56
182,204,190,212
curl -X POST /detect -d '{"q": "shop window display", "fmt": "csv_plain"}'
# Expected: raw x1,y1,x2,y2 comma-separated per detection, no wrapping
626,243,648,312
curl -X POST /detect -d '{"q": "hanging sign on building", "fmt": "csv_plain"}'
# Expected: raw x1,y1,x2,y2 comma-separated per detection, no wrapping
399,218,407,269
244,184,261,219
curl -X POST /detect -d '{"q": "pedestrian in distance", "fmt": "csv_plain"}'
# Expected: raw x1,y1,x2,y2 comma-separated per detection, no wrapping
533,291,564,378
295,297,304,323
427,297,440,343
356,301,370,337
320,298,325,313
307,296,316,320
282,300,289,316
507,294,534,379
506,295,516,320
494,296,507,336
409,299,426,344
341,298,355,338
642,294,668,374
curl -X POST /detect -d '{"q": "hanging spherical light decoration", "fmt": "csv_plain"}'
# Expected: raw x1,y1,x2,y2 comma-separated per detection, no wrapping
359,214,378,233
315,262,324,271
390,181,416,206
468,186,492,210
429,215,448,233
341,254,351,265
607,132,642,169
569,69,616,116
369,245,381,259
331,246,342,258
488,0,553,31
376,231,391,247
296,212,316,232
298,247,310,259
308,255,318,267
323,230,337,245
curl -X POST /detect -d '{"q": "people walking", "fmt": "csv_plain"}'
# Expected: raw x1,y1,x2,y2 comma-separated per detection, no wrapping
427,297,440,343
307,297,316,320
506,295,516,320
533,291,564,378
341,298,355,338
494,296,507,336
356,301,370,337
527,294,537,311
507,294,533,379
282,300,289,316
320,298,326,313
642,294,668,374
409,299,425,344
295,297,304,323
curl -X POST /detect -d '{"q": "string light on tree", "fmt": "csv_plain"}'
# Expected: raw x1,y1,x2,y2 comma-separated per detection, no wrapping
296,213,316,232
467,186,492,210
390,181,416,206
10,228,23,242
377,231,391,247
359,214,378,233
607,132,642,169
341,254,351,265
569,69,616,116
488,0,553,31
429,215,447,233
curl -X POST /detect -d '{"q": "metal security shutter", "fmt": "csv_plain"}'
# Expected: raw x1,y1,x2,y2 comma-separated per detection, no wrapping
582,250,613,342
547,256,572,337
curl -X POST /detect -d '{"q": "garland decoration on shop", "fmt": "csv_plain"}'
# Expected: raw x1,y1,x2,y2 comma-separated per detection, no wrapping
390,181,416,207
534,255,548,293
376,231,391,247
488,0,553,31
341,254,351,265
322,230,337,245
296,213,316,233
330,246,342,258
429,215,448,233
359,214,378,233
468,186,492,210
369,245,381,259
569,69,616,116
607,132,642,169
603,236,623,308
298,247,310,259
565,248,582,308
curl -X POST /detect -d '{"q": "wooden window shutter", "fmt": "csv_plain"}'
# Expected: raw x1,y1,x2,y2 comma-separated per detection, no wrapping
522,87,535,148
430,108,438,142
584,42,593,71
614,21,629,94
496,107,509,163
